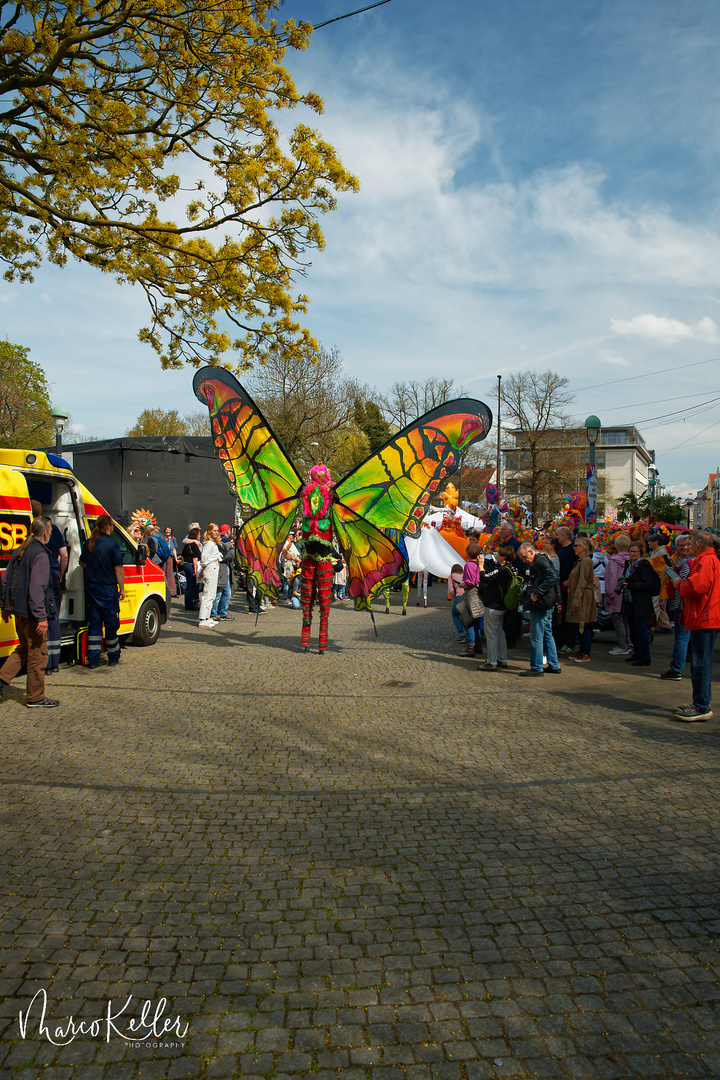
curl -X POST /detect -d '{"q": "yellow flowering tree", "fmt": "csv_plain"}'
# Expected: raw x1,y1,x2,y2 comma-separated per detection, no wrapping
0,1,359,370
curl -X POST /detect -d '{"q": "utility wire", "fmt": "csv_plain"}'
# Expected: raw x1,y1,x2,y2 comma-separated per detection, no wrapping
572,354,720,393
658,413,720,457
609,389,717,412
313,0,394,30
636,396,720,427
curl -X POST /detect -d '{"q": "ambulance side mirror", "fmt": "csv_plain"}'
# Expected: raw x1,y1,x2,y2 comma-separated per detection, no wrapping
136,542,148,566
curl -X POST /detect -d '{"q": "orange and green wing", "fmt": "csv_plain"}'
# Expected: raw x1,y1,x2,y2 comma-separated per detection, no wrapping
332,502,408,611
193,367,302,510
334,399,492,538
237,497,300,602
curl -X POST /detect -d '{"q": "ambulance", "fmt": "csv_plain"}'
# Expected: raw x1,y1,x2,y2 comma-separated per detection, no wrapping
0,448,168,661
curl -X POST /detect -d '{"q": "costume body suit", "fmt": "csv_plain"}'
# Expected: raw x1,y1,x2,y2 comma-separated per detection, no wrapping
299,464,336,653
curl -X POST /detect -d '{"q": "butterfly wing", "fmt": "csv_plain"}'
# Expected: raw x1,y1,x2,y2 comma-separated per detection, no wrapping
334,399,492,538
237,497,301,602
332,502,409,611
193,367,303,510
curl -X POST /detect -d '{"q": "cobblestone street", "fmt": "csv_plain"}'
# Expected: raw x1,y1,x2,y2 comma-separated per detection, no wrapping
1,592,719,1079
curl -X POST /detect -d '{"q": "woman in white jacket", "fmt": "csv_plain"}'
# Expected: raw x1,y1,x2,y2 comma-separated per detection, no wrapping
198,523,222,628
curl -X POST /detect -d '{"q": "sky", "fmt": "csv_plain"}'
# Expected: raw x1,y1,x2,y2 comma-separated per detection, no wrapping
3,0,720,498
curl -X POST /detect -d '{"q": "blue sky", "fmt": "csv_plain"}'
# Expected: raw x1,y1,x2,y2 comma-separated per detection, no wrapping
3,0,720,498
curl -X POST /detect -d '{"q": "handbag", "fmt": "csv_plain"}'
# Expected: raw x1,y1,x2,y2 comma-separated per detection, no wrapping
455,594,474,628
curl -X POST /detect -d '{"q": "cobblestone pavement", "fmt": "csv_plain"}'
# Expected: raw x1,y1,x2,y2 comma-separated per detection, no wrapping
1,589,719,1080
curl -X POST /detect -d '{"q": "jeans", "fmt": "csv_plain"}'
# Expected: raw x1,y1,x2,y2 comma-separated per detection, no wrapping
211,581,231,619
183,563,198,609
627,612,650,662
578,625,592,655
529,608,560,672
690,628,717,710
484,607,507,665
466,616,483,648
670,620,691,675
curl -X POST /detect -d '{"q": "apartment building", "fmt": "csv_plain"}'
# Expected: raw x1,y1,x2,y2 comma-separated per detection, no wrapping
502,425,652,519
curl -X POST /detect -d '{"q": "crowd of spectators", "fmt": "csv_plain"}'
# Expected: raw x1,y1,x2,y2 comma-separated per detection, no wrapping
452,520,720,721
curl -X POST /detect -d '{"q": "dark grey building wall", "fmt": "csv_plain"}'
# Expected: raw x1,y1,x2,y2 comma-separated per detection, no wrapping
45,438,236,534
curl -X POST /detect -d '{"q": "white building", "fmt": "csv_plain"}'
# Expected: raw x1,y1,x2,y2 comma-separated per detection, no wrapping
502,424,652,518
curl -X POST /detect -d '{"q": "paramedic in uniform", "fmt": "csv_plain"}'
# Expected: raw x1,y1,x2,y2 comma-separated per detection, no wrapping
30,499,67,675
80,514,125,668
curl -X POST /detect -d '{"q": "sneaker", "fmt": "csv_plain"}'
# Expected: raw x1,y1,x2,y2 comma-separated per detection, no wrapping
621,647,634,655
660,670,682,680
674,704,713,721
544,666,562,674
608,647,627,656
497,662,509,669
573,654,591,663
198,619,216,628
477,662,498,672
27,697,60,708
559,645,574,653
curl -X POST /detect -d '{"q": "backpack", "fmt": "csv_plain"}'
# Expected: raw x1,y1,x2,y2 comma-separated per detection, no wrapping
154,534,171,561
499,568,523,611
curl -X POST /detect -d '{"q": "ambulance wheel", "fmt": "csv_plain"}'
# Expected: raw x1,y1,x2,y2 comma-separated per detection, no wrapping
133,599,161,646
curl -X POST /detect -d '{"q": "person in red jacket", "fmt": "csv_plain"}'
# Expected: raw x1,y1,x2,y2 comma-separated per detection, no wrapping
672,531,720,721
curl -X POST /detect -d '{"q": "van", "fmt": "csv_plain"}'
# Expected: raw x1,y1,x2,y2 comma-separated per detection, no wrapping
0,449,168,661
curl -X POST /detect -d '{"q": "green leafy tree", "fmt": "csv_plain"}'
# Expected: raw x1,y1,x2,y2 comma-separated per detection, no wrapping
615,489,684,524
354,400,393,455
126,409,187,437
650,493,684,524
616,491,644,523
0,339,54,447
0,1,358,371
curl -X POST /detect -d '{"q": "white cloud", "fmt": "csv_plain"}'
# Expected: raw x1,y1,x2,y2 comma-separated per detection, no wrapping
597,348,630,367
610,313,720,344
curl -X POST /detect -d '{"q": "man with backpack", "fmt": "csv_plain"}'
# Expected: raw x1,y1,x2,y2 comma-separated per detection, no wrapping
0,516,59,708
518,541,562,677
477,544,519,671
145,525,171,565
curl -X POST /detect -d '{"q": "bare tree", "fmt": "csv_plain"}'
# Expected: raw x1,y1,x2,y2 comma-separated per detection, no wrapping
381,378,465,429
246,346,369,476
500,370,576,523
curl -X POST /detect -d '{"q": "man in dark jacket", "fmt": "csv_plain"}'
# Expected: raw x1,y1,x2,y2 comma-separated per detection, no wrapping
518,541,561,677
0,516,59,708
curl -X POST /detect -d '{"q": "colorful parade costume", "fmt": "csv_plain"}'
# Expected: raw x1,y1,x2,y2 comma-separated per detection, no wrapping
194,368,492,652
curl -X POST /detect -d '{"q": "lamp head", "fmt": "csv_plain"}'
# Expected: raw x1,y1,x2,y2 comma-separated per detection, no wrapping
50,405,70,431
584,415,601,445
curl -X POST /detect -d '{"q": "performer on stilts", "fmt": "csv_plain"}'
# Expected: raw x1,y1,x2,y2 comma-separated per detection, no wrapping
298,464,336,653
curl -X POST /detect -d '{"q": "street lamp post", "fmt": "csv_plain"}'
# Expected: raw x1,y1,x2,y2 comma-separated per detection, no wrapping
50,405,70,453
648,457,658,522
584,415,601,526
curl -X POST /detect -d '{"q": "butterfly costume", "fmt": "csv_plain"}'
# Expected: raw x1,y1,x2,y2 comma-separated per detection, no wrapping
193,367,492,652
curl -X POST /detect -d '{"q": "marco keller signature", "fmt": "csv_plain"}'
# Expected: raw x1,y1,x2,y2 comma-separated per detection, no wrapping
18,989,189,1045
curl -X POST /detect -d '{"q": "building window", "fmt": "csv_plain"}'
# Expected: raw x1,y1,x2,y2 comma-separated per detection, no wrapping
599,430,632,445
596,453,606,469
